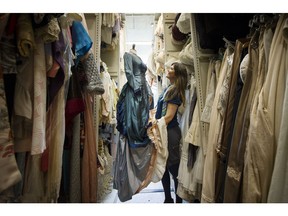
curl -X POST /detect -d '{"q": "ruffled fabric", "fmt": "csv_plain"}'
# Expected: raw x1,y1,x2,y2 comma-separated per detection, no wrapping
147,114,168,183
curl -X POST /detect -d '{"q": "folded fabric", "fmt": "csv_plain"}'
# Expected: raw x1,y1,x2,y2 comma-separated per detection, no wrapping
179,37,194,66
16,14,35,57
71,21,93,63
176,13,191,34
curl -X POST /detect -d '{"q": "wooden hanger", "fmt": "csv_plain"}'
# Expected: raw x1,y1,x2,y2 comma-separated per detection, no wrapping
223,37,235,50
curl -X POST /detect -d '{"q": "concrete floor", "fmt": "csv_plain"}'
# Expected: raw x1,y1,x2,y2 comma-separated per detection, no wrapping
101,181,176,203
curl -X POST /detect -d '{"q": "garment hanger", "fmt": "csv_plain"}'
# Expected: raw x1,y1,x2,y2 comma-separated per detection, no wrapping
250,14,278,49
223,37,235,50
242,41,250,49
245,14,263,49
260,14,271,25
265,14,279,30
223,37,235,55
247,19,256,38
210,47,224,61
247,14,261,38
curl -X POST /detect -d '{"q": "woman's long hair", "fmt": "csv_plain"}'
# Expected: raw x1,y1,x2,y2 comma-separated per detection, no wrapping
164,62,188,106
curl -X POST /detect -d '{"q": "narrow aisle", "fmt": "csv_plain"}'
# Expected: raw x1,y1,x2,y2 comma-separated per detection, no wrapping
102,181,176,203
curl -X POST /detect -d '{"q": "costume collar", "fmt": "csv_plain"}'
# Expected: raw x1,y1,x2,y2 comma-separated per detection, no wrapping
129,49,137,55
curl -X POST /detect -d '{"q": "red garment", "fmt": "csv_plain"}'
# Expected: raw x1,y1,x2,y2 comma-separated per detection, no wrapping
6,14,17,35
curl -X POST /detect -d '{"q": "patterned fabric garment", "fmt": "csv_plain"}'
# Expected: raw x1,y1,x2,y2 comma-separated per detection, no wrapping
99,63,113,124
0,67,22,194
214,38,249,203
201,49,233,203
30,38,47,155
223,31,263,203
69,114,81,203
81,52,104,95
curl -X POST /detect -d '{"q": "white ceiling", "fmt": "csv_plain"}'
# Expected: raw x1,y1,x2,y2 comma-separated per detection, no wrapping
124,13,155,63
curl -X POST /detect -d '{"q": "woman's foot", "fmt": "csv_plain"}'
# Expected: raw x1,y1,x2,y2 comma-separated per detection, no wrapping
164,198,174,203
176,195,182,203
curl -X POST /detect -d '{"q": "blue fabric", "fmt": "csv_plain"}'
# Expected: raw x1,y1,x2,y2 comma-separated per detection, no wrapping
71,21,92,63
155,87,182,129
116,93,127,136
123,52,147,93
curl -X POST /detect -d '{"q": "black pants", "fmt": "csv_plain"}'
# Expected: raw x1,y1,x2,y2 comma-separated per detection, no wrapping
161,163,182,203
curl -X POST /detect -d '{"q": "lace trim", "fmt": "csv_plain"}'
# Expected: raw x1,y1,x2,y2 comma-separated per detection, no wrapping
226,166,241,182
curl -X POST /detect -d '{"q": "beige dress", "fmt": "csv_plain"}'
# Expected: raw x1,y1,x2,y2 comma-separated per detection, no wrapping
267,17,288,203
31,38,47,155
243,14,288,203
201,50,234,203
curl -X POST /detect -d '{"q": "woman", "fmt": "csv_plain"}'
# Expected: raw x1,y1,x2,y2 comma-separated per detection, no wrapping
155,62,188,203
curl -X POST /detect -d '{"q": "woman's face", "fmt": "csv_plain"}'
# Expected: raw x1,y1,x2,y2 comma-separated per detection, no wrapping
166,64,176,83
